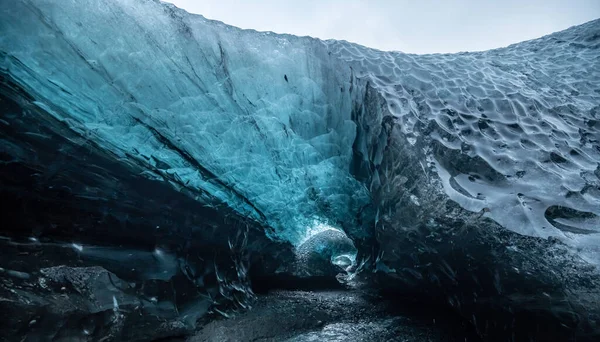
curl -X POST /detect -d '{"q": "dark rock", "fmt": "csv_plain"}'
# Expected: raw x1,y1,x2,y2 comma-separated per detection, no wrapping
0,266,189,342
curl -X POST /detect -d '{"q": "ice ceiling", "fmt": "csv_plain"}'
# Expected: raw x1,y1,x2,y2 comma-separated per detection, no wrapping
2,0,598,247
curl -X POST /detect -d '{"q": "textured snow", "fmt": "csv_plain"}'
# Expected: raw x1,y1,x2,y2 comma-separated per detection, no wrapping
1,0,599,258
327,26,600,250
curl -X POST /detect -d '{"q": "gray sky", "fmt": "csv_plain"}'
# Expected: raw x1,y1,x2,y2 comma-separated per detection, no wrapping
167,0,599,54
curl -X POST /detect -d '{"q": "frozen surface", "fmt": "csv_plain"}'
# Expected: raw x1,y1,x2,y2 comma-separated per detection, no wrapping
1,0,598,249
326,26,600,259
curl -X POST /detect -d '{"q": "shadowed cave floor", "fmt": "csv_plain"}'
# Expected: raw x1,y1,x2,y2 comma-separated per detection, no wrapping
164,289,478,342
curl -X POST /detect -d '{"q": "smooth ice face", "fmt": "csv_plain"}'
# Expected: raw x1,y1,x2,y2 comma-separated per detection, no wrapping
331,254,354,269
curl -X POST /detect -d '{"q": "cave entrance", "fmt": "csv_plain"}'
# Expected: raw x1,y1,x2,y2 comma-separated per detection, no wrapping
295,225,357,275
251,224,358,293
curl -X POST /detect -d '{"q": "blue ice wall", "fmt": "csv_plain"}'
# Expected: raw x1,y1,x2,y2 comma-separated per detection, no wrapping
0,0,371,245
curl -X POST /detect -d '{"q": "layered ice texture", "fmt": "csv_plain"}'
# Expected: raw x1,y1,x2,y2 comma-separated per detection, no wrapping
1,0,600,339
0,0,374,246
1,0,599,248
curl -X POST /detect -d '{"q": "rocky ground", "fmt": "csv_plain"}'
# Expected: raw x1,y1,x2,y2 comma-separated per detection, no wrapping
178,289,478,342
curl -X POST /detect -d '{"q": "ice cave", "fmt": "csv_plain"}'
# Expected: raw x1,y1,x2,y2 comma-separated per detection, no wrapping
0,0,599,341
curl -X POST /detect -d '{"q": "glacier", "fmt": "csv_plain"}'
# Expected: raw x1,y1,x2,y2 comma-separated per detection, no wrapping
0,0,599,341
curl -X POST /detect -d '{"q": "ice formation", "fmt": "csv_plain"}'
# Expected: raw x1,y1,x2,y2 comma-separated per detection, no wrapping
1,0,599,340
2,0,599,246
